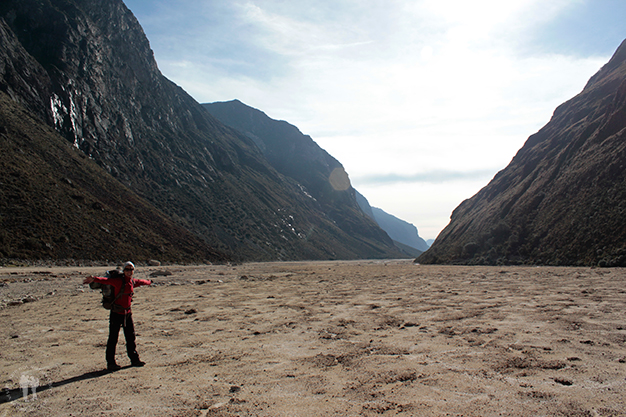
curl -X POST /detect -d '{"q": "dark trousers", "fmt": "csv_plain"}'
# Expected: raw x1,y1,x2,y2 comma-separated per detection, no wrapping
106,311,140,365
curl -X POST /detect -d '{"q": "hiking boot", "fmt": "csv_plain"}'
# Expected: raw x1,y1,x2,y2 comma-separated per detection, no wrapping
131,360,145,367
107,363,121,372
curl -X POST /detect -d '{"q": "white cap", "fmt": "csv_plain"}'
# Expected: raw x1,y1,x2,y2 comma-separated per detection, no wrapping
123,261,135,270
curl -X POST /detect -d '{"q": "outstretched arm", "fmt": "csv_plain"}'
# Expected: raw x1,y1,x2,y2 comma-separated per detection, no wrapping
135,278,152,287
83,275,95,285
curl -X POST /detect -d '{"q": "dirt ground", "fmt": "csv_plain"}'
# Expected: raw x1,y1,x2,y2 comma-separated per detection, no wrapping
1,260,626,416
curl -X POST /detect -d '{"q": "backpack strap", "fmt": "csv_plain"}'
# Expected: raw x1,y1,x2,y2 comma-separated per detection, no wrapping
111,287,124,304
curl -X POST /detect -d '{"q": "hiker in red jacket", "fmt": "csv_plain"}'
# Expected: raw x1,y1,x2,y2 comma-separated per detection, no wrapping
83,261,152,372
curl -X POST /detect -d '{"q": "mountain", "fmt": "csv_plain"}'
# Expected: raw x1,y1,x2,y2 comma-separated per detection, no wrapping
354,190,375,220
354,190,427,255
418,39,626,267
371,208,428,252
203,100,405,258
0,91,225,263
0,0,404,263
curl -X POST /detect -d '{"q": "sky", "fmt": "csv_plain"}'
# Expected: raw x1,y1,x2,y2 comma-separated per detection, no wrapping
124,0,626,241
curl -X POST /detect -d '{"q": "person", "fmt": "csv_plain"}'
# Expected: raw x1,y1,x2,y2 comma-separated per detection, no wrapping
83,261,152,372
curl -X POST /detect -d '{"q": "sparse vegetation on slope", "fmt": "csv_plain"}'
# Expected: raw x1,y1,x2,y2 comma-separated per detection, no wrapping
0,91,227,264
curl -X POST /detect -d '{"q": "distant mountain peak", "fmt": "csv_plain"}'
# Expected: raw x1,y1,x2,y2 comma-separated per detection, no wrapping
355,191,428,254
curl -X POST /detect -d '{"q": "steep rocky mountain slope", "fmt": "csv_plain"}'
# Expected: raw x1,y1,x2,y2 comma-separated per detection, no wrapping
354,190,427,255
371,208,428,252
203,100,403,257
0,0,403,262
419,39,626,267
0,91,225,263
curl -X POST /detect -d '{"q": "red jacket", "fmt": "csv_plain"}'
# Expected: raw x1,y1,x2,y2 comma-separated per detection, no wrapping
93,275,151,313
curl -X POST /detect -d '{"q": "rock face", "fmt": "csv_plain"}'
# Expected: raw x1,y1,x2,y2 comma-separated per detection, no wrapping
0,91,225,263
419,39,626,267
371,208,428,253
0,0,403,262
354,191,427,255
203,100,402,258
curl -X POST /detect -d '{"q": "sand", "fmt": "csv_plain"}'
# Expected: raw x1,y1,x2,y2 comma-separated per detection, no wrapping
1,260,626,416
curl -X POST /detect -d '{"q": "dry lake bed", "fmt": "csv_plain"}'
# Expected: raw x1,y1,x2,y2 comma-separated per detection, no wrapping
1,260,626,416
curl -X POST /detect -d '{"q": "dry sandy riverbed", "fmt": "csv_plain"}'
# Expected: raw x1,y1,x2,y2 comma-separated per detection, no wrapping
1,260,626,416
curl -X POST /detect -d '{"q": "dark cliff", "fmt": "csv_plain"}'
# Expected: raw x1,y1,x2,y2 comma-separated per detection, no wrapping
418,39,626,267
0,91,224,263
0,0,403,262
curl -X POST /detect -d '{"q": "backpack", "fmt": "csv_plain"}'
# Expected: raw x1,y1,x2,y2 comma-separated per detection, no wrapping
89,269,124,309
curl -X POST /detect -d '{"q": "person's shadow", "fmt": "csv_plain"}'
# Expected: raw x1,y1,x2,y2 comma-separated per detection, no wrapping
1,366,131,403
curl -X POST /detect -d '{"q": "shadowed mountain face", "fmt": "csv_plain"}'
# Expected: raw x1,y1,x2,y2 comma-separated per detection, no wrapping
0,0,403,262
419,39,626,267
203,100,402,258
0,91,226,263
371,208,428,253
203,100,354,210
354,190,427,255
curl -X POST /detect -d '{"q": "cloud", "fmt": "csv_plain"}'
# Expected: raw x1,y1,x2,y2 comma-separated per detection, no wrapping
124,0,625,239
353,169,497,185
235,2,382,59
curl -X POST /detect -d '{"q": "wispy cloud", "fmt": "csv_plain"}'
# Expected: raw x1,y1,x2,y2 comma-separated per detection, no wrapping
353,169,497,185
237,2,377,58
125,0,626,239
